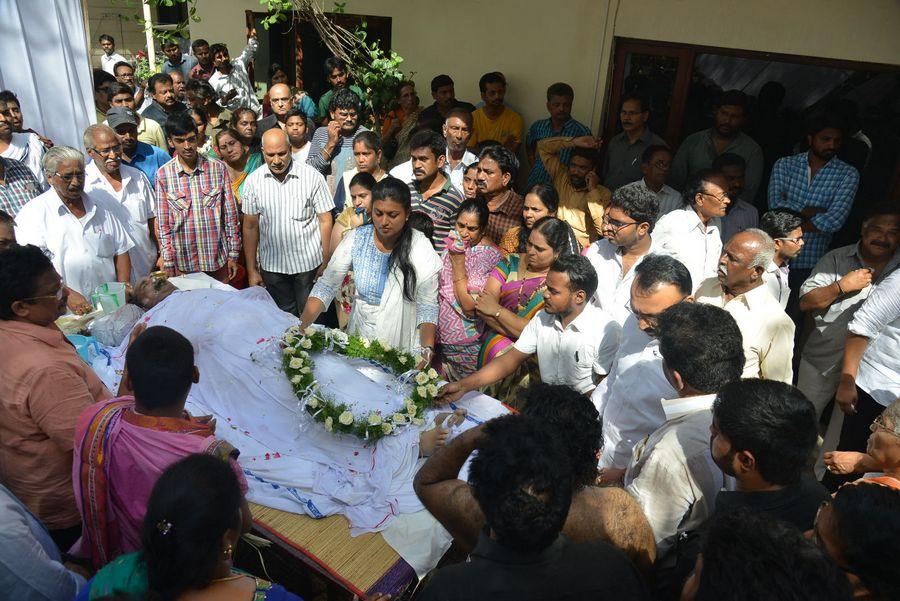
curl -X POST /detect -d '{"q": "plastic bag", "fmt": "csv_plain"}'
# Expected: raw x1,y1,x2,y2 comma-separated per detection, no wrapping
90,303,146,346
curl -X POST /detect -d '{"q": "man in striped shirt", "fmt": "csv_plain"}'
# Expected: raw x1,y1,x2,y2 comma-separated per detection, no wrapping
406,131,464,251
155,113,240,283
242,128,334,316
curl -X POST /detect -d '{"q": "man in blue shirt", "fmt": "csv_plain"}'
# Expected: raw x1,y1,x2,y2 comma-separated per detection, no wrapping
525,82,591,188
107,107,171,188
768,111,859,312
160,40,198,79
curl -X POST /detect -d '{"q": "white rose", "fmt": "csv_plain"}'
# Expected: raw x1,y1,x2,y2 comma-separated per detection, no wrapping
288,325,301,335
416,385,428,397
427,368,439,380
381,342,392,352
399,355,408,365
412,417,425,426
290,375,302,384
406,401,417,416
392,413,407,425
332,331,349,345
304,326,317,337
381,422,394,435
414,372,429,385
284,334,296,345
427,383,439,396
300,338,313,349
283,346,296,355
362,338,371,348
300,366,311,374
324,416,333,432
368,412,383,426
338,411,354,425
300,350,309,358
289,357,303,369
307,397,319,409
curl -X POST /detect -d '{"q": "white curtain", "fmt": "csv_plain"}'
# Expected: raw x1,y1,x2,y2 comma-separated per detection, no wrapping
0,0,95,149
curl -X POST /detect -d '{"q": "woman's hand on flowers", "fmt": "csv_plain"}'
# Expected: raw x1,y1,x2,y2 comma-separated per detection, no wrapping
435,382,466,405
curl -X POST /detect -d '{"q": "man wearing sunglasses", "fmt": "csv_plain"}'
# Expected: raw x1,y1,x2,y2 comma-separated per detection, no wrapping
14,145,133,300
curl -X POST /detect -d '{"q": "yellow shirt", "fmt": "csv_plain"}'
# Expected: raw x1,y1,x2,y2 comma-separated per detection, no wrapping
537,136,609,248
468,106,524,149
137,116,167,150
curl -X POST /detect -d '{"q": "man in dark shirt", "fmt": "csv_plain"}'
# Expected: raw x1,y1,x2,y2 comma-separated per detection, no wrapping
710,378,830,532
140,73,188,126
416,413,649,601
419,74,475,123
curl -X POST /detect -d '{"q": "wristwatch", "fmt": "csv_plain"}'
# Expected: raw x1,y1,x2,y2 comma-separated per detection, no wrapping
493,309,501,319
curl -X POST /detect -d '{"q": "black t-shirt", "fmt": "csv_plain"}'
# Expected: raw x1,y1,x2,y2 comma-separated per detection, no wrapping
714,473,830,532
420,100,476,125
418,532,650,601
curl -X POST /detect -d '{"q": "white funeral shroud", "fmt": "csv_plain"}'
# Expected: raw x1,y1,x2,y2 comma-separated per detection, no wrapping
96,286,507,574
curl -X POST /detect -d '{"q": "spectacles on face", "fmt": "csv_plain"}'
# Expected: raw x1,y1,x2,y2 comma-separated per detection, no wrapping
700,191,730,204
21,285,65,303
90,145,122,156
870,414,900,438
54,171,86,183
602,214,639,232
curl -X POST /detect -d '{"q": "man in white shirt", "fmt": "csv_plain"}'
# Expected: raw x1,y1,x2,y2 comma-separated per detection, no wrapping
15,146,132,297
827,268,900,487
653,169,730,293
98,34,127,76
625,301,744,558
695,229,795,383
623,145,681,219
242,129,334,316
389,109,477,191
584,183,659,325
592,254,691,484
758,209,804,309
438,254,621,400
83,124,158,283
208,30,261,114
0,98,45,184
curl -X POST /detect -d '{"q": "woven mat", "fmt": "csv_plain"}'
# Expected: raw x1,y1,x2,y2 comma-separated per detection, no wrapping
250,503,416,596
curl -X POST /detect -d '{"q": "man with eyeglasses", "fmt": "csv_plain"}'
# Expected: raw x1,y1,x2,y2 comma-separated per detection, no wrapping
155,112,240,284
0,244,113,551
592,254,690,485
14,145,133,300
601,94,666,192
307,88,369,184
695,229,794,383
621,145,680,219
83,124,159,283
584,184,659,326
653,169,730,293
758,209,805,309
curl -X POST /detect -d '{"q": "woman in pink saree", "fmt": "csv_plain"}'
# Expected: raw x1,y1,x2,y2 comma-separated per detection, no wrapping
71,326,248,568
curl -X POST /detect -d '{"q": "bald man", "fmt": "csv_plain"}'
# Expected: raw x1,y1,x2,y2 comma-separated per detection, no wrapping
695,229,795,382
241,128,335,316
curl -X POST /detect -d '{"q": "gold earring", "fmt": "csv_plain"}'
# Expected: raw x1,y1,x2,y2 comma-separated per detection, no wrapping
223,544,233,559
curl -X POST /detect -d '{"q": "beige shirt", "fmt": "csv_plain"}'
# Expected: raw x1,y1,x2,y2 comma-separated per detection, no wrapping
696,278,795,383
625,394,722,555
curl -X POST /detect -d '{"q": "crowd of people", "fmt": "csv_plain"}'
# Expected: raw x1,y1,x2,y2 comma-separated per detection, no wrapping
0,26,898,601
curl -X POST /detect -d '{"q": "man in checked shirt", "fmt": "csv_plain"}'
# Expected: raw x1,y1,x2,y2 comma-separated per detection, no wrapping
155,112,240,283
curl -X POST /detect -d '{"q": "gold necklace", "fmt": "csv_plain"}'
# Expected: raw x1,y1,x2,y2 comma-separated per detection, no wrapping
210,573,245,583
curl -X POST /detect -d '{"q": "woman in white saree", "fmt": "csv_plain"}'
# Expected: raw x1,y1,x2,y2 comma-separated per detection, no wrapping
301,177,442,357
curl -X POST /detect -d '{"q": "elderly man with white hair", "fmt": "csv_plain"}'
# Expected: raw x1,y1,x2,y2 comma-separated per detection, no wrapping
83,124,159,283
14,145,133,298
695,228,795,382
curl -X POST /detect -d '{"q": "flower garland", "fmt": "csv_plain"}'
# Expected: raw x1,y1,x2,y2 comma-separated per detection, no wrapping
281,325,440,441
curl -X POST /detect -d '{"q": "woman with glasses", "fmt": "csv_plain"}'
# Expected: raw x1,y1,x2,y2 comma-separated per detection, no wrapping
823,398,900,490
475,216,579,403
15,146,133,299
498,183,559,256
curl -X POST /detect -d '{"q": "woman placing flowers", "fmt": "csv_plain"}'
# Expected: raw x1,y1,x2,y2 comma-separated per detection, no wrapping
300,178,441,355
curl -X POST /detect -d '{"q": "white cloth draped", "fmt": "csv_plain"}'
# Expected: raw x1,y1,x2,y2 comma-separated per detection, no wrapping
0,0,95,148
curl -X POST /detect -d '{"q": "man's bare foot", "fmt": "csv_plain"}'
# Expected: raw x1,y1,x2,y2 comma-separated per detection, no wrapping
418,409,468,456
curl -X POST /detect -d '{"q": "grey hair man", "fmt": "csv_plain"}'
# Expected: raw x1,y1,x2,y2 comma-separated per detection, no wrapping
696,228,795,382
14,145,133,297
